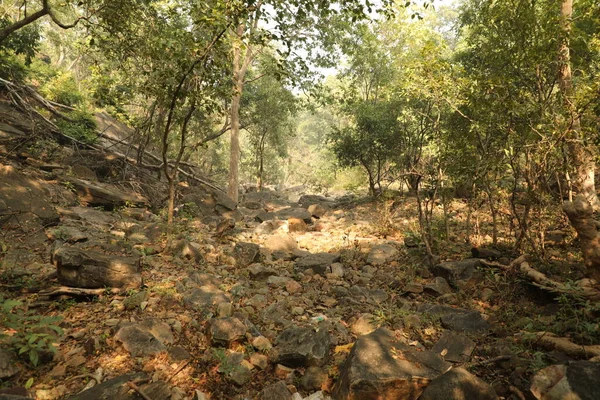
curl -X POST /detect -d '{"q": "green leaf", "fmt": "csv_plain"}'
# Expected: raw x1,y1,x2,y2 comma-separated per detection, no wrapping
29,349,39,366
25,377,34,389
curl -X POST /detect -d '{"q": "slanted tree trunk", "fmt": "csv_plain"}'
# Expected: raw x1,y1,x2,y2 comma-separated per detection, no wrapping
559,0,599,209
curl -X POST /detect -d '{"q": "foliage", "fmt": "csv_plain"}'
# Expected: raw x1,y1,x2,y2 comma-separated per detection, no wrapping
0,17,40,64
0,296,63,367
55,109,98,144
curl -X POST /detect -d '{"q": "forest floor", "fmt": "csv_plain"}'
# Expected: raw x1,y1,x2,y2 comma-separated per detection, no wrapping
1,100,599,400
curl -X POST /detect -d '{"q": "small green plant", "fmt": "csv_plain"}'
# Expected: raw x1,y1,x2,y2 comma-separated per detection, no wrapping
55,109,98,144
0,296,63,366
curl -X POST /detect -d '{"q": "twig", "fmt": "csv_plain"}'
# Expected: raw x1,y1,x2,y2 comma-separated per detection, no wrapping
127,381,153,400
167,360,190,383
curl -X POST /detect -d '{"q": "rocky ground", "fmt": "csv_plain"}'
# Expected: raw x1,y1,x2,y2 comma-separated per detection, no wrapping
1,104,600,400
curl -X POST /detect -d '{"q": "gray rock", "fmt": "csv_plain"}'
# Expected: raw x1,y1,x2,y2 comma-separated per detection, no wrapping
267,276,291,287
419,367,498,400
182,286,230,311
424,277,453,297
209,317,247,345
416,304,490,333
332,328,451,400
259,381,292,400
432,331,476,363
0,348,18,379
430,259,481,285
46,226,87,243
53,246,141,289
187,272,221,287
295,253,340,276
64,177,147,210
307,204,330,218
367,243,399,266
114,324,168,357
233,242,260,267
273,325,331,367
66,373,147,400
248,264,276,280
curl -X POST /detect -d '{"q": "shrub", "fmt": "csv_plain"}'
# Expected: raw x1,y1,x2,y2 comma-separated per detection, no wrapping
0,295,63,367
55,109,98,144
39,71,83,106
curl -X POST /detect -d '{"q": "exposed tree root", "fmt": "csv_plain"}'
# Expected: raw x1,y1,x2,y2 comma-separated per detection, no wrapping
518,331,600,359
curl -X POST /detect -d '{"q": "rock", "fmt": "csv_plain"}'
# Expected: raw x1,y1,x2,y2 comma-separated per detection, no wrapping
288,217,308,232
424,277,453,297
331,263,345,277
301,366,328,391
332,328,451,400
430,259,481,285
307,203,329,218
260,381,293,400
304,391,332,400
64,176,147,210
351,314,377,336
0,164,59,227
182,286,230,312
71,164,97,181
229,364,252,386
248,264,276,280
530,361,600,400
471,247,502,260
286,280,303,294
367,244,399,266
267,276,292,287
252,336,273,351
275,364,294,379
264,234,298,253
295,253,340,276
66,372,147,400
114,324,168,357
481,288,494,301
255,220,280,234
46,226,87,243
209,317,247,345
53,246,141,289
419,367,498,400
273,325,331,367
403,282,424,294
217,302,233,317
123,290,148,310
416,304,490,334
431,331,476,363
173,240,203,263
257,208,313,224
233,242,260,267
250,353,269,370
298,194,334,208
0,349,18,379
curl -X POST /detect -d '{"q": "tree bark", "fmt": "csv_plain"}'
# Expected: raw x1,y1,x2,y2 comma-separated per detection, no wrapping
228,25,242,203
0,5,49,43
563,195,600,282
559,0,599,209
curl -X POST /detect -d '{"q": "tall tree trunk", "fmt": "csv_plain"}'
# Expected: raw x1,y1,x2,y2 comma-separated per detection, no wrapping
560,0,599,209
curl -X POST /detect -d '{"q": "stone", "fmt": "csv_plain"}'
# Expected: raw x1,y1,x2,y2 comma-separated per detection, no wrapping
46,226,87,243
273,325,331,367
209,317,247,345
114,324,167,357
295,253,340,276
367,244,399,266
250,353,269,370
286,280,303,294
332,328,451,400
416,304,490,334
274,364,294,379
0,349,18,379
419,367,498,400
288,217,308,232
264,234,298,253
53,246,141,289
431,331,476,363
123,290,148,310
173,240,204,263
424,277,453,297
217,302,233,317
0,165,59,227
233,242,260,267
404,282,424,294
304,392,332,400
481,288,494,302
248,264,276,280
530,361,600,400
182,286,230,312
64,177,147,210
267,276,292,287
430,259,481,285
351,314,377,336
259,381,293,400
301,366,328,391
229,364,252,386
307,203,329,218
331,263,345,277
276,207,313,224
252,336,273,351
66,373,147,400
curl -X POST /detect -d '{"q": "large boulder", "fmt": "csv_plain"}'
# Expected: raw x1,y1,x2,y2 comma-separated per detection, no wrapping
333,328,451,400
419,367,498,400
53,246,141,289
63,177,147,210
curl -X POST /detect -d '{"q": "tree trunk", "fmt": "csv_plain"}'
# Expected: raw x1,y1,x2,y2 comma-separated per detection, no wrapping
563,196,600,282
227,24,244,203
559,0,599,209
0,5,48,43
